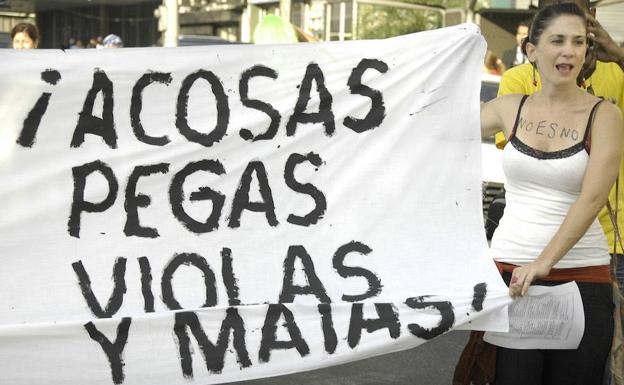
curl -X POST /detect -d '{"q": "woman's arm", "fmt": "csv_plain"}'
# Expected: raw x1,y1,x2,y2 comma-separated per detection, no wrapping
510,102,623,297
481,94,519,139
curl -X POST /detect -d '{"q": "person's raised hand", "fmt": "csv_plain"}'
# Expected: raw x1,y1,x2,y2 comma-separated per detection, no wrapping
586,13,623,64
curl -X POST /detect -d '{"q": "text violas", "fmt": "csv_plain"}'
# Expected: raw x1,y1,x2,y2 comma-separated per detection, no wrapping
73,241,488,384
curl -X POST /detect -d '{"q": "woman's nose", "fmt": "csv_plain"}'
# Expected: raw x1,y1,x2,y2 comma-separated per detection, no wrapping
561,43,575,57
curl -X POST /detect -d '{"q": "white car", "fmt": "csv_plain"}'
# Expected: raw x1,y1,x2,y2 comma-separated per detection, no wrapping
480,74,506,233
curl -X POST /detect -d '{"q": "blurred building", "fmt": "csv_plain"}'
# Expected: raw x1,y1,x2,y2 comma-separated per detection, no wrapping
176,0,465,43
0,0,622,49
0,0,467,47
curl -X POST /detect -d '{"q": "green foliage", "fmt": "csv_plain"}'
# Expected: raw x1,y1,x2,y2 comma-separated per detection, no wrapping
357,3,442,39
395,0,465,7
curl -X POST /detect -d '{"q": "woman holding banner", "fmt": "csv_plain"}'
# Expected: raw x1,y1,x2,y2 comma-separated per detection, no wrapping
480,2,622,384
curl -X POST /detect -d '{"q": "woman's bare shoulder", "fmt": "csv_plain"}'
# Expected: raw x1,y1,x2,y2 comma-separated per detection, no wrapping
481,94,527,138
594,98,623,125
484,93,526,115
494,93,526,105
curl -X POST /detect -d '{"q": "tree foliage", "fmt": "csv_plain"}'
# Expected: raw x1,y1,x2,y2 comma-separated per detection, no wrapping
356,0,466,39
357,3,441,39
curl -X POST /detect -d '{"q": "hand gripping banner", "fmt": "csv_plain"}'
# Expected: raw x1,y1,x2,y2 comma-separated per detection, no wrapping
0,23,510,385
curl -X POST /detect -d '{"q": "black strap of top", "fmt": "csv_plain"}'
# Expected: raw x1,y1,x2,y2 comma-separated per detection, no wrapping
583,99,605,154
509,94,529,141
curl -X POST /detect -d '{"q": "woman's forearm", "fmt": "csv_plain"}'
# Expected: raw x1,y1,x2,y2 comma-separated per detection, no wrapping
535,197,606,269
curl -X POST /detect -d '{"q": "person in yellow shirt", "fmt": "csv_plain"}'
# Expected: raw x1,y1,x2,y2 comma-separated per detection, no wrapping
496,0,624,290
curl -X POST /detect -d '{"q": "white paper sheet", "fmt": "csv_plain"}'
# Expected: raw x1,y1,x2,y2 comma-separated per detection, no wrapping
484,282,584,349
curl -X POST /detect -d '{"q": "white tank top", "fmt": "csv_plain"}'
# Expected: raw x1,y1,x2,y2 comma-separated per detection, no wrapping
490,95,610,268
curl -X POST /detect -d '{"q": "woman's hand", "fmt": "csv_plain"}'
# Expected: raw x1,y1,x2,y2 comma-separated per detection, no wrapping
509,260,552,298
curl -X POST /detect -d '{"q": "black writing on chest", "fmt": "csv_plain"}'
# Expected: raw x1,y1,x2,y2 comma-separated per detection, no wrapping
518,117,581,141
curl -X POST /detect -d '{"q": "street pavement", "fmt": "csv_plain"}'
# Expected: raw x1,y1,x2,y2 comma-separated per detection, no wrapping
231,330,470,385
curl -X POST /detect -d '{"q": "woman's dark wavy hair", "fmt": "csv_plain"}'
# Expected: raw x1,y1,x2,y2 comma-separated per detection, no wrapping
521,2,587,56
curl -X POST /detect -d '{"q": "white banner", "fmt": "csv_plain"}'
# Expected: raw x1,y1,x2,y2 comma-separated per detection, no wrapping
0,24,510,385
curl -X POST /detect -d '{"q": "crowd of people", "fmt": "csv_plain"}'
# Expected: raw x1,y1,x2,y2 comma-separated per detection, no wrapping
64,34,124,49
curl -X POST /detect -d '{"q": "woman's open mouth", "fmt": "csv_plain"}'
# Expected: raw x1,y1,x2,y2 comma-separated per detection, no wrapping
555,63,574,75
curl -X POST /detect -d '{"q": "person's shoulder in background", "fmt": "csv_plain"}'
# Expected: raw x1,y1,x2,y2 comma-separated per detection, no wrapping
501,48,516,71
592,61,624,112
498,63,538,97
